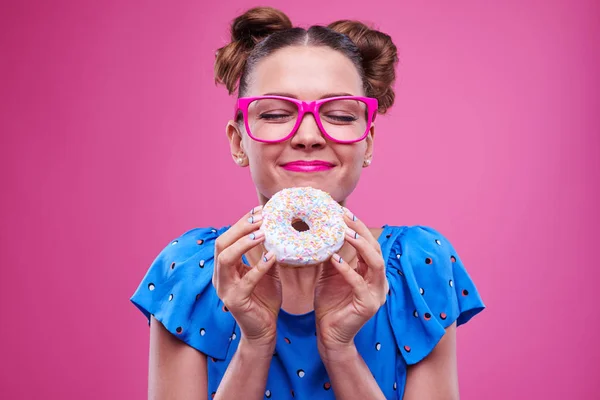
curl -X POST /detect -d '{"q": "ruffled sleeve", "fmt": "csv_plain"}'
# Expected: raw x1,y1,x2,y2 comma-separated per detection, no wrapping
385,225,485,365
130,226,236,360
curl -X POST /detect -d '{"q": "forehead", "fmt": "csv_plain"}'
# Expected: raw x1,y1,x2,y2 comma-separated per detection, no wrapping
247,45,364,98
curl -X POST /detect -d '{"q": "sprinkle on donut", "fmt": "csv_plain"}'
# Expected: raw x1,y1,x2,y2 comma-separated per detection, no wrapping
260,187,346,266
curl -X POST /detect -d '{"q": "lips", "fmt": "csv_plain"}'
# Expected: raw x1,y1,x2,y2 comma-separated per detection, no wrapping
281,160,334,172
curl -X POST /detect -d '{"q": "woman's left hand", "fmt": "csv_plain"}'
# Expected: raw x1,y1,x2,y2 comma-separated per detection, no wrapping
314,208,389,356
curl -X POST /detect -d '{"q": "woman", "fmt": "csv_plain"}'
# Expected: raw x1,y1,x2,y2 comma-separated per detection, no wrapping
131,6,485,399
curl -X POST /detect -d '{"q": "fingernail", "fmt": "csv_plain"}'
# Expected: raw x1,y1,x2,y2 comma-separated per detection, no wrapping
345,228,359,239
251,205,263,215
343,207,357,221
249,231,264,240
248,214,263,224
333,253,342,263
263,250,274,262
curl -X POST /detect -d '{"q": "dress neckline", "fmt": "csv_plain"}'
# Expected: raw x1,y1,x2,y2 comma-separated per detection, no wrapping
276,224,392,318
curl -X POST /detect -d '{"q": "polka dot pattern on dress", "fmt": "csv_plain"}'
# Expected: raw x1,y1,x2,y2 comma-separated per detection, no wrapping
129,224,486,398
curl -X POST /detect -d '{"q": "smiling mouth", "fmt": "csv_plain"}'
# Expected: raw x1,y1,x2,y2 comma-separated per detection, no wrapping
280,161,334,172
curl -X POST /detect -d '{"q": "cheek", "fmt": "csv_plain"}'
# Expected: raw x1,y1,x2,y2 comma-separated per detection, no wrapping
340,144,367,165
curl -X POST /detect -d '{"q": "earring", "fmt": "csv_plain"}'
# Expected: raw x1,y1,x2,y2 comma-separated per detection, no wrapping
236,156,244,165
363,159,372,167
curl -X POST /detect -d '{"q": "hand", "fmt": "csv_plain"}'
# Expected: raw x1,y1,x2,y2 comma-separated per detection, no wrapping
314,208,389,355
212,206,281,348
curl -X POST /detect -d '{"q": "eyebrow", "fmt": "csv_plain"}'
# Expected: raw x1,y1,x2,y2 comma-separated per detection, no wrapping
262,92,355,99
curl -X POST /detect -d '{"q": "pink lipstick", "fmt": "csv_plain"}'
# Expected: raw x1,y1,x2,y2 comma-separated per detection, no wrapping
281,160,334,172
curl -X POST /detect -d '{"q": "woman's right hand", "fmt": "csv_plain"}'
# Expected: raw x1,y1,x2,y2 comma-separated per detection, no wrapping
212,205,281,349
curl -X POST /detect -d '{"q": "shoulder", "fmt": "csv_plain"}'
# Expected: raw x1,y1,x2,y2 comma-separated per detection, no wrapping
130,225,236,359
380,225,460,273
381,224,485,365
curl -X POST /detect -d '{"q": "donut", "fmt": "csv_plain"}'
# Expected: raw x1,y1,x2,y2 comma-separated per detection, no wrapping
260,187,346,266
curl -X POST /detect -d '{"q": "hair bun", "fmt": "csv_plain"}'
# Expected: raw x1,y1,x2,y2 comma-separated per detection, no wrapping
232,7,292,46
215,7,293,94
328,20,398,113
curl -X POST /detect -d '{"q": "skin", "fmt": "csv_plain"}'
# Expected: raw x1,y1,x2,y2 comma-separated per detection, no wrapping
148,45,459,400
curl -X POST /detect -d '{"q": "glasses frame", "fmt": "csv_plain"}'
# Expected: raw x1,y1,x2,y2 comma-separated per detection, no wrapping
234,95,378,144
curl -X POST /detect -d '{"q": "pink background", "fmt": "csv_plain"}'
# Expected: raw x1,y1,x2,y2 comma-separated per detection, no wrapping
1,0,598,399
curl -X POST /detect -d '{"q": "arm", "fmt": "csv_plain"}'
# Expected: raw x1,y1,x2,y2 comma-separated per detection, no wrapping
149,316,274,400
321,345,386,400
403,322,460,400
149,316,208,400
213,338,274,400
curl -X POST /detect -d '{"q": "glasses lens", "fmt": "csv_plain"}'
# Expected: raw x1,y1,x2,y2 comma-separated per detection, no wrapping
247,98,298,141
246,98,369,142
319,99,368,141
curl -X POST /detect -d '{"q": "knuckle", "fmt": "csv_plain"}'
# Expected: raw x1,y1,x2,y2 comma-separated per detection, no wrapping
214,238,224,253
217,252,230,267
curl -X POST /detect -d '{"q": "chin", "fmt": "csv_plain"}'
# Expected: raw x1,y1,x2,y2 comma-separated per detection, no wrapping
255,172,358,202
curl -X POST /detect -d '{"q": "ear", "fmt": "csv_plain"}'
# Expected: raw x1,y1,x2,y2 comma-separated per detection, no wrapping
226,120,248,167
363,123,375,168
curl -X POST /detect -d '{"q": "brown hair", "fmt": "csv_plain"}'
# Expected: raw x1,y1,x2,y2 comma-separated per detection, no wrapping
214,7,399,114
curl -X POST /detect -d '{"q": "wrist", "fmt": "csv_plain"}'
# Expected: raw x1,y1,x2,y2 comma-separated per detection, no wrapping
238,336,277,360
317,340,358,364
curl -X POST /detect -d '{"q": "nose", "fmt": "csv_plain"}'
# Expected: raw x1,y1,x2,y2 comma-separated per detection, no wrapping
290,112,326,150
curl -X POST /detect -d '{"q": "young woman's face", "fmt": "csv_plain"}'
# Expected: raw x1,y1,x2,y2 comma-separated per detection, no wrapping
227,45,374,204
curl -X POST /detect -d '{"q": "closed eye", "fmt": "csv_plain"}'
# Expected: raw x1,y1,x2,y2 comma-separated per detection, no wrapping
259,112,294,121
323,114,358,123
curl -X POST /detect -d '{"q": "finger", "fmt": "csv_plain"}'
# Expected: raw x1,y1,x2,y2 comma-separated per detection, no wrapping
216,205,264,252
342,208,381,253
330,253,371,301
213,205,263,289
239,250,277,297
344,227,387,288
216,228,266,287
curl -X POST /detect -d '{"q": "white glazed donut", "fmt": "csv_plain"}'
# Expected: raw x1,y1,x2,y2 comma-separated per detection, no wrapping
260,187,346,266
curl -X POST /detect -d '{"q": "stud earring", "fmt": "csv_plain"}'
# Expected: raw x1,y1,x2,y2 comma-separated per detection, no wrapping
236,156,244,165
363,159,372,167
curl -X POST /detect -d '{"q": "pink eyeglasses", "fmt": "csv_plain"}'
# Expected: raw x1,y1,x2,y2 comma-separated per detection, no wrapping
234,95,378,144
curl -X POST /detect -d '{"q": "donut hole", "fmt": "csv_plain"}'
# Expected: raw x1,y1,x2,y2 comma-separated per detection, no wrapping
291,218,310,232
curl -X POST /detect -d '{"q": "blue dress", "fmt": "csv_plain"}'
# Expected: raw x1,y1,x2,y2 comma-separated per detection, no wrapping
130,224,485,399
